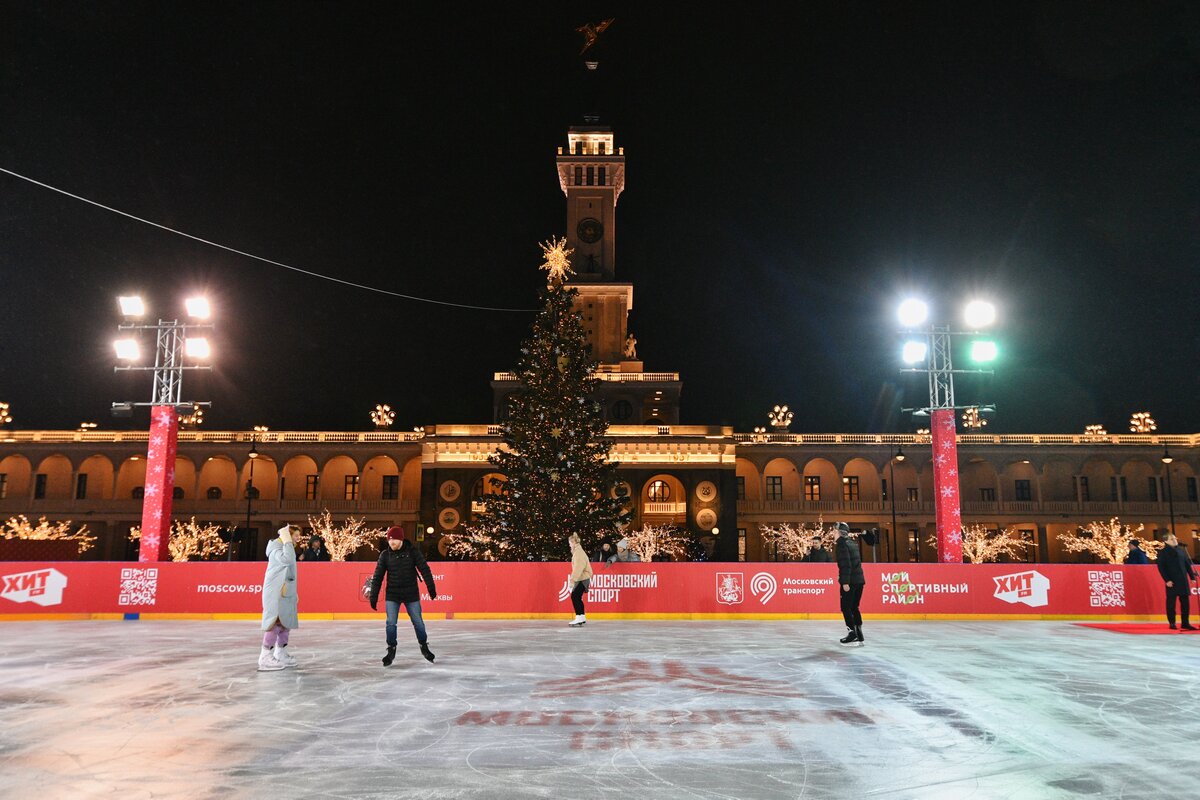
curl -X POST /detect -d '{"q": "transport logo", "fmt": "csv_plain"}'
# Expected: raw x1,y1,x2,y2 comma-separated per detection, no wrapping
1,568,68,607
993,570,1050,607
749,572,777,604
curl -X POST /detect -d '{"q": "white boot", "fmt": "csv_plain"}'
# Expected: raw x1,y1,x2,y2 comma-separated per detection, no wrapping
274,643,297,668
257,646,285,671
569,614,586,627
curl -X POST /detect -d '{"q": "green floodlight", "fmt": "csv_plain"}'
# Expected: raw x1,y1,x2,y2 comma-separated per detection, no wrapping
970,340,998,362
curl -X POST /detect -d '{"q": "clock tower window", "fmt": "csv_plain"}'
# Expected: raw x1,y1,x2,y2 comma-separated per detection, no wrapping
586,166,594,185
574,166,582,185
598,167,606,185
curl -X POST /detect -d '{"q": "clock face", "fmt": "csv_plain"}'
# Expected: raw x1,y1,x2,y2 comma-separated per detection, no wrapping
576,217,603,244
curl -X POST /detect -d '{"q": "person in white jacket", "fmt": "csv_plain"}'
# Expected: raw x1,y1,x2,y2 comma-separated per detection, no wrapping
258,524,300,671
567,533,593,627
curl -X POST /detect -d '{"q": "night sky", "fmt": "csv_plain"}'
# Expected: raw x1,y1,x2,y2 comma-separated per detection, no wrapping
3,3,1198,435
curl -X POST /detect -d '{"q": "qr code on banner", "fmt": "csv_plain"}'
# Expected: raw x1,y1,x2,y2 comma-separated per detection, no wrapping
1088,570,1125,607
119,567,159,606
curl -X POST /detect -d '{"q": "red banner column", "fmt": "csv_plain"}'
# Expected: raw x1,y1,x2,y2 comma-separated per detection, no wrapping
931,408,963,563
137,404,178,562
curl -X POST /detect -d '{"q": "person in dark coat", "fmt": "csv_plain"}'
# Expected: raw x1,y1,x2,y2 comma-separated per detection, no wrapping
298,534,331,562
806,537,833,563
1156,532,1196,630
370,526,438,665
1124,539,1150,565
834,522,866,646
591,540,615,563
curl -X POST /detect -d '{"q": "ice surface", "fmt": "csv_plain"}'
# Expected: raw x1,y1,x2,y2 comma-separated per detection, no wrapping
1,620,1198,799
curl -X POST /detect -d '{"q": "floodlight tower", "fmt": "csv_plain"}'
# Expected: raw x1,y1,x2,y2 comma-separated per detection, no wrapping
897,298,998,563
112,295,213,561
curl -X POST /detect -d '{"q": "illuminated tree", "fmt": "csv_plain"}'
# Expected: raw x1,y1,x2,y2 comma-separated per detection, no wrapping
2,515,95,553
1056,517,1165,564
927,524,1031,563
759,517,837,561
623,524,690,562
468,238,630,560
441,524,510,561
305,510,383,561
130,517,226,561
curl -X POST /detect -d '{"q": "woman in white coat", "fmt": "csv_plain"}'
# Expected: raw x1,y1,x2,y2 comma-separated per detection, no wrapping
258,524,300,671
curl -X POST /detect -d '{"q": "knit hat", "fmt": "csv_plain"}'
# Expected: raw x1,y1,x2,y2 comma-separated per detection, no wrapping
616,537,629,550
385,526,406,541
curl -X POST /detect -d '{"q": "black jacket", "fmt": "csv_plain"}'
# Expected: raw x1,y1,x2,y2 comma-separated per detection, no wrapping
299,545,331,562
806,547,833,563
835,535,865,585
1157,545,1196,586
370,541,436,605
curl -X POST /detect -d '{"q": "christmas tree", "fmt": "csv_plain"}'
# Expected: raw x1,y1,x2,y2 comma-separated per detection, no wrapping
468,238,631,560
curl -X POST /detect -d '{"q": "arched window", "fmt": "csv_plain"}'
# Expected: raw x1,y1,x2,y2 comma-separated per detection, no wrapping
648,480,671,501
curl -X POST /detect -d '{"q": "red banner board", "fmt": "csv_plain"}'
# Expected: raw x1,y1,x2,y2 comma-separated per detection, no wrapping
0,561,1180,618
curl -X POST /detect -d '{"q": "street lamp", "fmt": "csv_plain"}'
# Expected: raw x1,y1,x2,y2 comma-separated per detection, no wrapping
889,443,905,562
238,439,260,561
897,297,998,563
1162,448,1176,540
113,295,214,561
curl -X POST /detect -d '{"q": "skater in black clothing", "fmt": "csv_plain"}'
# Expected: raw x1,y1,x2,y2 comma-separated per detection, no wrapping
834,522,866,646
369,526,438,665
1157,532,1197,630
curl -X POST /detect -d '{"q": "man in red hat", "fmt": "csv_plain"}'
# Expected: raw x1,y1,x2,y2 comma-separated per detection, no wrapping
369,525,437,665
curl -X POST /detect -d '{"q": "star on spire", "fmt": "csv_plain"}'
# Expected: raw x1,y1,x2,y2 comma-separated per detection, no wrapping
576,18,614,55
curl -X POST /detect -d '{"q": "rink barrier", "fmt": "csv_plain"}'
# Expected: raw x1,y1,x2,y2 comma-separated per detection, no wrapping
0,561,1178,621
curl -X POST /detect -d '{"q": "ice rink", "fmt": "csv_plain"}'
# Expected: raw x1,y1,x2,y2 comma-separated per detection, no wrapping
2,619,1197,799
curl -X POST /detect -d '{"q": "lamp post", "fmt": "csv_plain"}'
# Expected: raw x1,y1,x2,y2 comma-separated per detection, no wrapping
889,443,905,562
112,295,213,561
897,298,998,563
237,439,259,561
1162,448,1176,540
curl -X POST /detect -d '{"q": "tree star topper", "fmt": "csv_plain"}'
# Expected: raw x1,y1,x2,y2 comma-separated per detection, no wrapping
539,237,575,285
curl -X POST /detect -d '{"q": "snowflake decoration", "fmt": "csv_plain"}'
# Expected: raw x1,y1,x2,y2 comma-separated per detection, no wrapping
940,486,954,498
539,237,575,285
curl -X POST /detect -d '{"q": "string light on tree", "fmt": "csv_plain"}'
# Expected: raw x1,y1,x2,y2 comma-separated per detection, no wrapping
623,524,691,562
304,510,384,561
128,517,227,562
370,404,396,430
1129,412,1156,433
768,404,794,431
926,524,1030,563
758,516,839,561
1056,517,1164,564
2,515,95,554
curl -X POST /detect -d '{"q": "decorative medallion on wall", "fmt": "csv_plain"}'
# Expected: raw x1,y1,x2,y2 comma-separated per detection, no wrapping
439,480,461,502
694,480,717,502
610,480,632,500
438,507,461,530
696,508,718,531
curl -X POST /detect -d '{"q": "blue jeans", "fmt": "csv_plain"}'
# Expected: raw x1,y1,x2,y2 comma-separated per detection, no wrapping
385,600,427,647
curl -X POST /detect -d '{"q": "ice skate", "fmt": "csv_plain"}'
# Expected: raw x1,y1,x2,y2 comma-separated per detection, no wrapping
257,647,286,671
273,644,297,668
855,625,865,644
839,628,861,647
569,615,586,627
382,646,396,666
420,642,435,662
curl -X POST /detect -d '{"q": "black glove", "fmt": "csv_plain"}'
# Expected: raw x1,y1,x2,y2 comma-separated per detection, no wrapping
430,591,438,600
369,599,378,611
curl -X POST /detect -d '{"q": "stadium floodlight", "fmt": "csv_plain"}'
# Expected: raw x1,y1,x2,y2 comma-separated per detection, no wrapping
118,296,146,317
963,300,996,329
185,297,211,319
185,337,211,359
897,299,929,328
901,340,928,364
114,338,140,361
969,340,998,362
